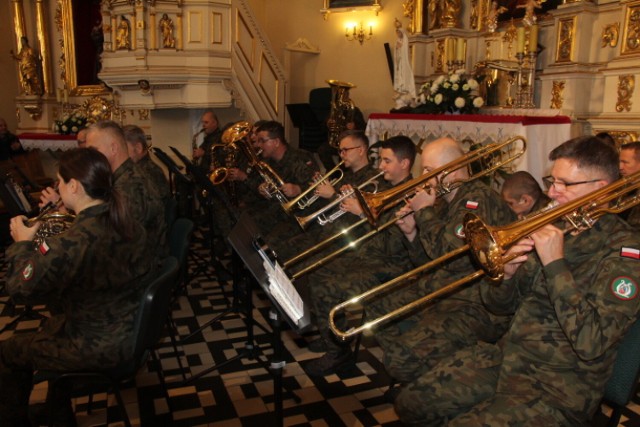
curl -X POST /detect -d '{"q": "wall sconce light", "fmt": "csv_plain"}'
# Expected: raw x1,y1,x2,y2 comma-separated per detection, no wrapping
345,22,373,45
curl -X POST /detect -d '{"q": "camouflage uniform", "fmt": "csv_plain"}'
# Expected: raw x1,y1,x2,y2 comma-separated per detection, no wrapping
0,203,152,425
306,175,414,356
625,204,640,228
245,146,319,237
115,158,168,259
273,163,383,262
137,154,171,206
398,214,640,426
378,180,515,375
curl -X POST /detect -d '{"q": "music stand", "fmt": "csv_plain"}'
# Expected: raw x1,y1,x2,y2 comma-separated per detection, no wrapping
228,212,309,426
151,147,194,218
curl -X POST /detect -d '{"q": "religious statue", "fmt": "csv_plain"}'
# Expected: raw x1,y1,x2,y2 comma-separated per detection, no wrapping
428,0,440,31
393,19,416,108
516,0,543,27
159,13,176,49
486,1,507,33
442,0,461,28
10,36,43,96
116,15,131,50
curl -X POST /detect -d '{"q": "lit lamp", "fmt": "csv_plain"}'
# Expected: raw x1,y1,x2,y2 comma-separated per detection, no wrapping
345,22,373,45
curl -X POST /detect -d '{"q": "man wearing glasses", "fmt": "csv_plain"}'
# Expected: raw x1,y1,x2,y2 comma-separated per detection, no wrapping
397,136,640,426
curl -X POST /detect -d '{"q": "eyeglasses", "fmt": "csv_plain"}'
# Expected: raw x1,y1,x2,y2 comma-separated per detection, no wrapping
338,146,362,154
258,137,275,144
542,175,603,191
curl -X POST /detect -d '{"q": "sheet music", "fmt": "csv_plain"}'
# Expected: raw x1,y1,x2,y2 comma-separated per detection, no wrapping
263,260,304,324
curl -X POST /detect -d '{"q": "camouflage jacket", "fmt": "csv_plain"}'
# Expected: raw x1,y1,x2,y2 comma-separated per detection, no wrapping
483,214,640,423
5,203,152,366
115,158,168,259
137,154,171,206
246,146,319,193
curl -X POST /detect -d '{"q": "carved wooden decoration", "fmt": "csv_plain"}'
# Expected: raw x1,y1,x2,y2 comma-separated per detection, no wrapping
556,17,575,63
550,80,565,109
622,4,640,54
602,22,620,48
616,75,634,113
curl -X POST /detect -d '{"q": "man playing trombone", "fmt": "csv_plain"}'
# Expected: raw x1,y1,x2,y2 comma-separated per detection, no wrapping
398,136,640,426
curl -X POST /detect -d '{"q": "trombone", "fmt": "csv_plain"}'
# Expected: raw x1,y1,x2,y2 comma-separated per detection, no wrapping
282,136,526,279
282,160,345,214
355,136,527,226
294,170,385,231
328,169,640,341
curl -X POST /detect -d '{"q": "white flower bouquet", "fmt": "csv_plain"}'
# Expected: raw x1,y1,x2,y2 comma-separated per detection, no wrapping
413,70,484,114
53,113,88,135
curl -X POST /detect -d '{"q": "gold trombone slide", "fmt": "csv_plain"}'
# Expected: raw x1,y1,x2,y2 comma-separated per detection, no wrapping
328,169,640,341
283,136,527,279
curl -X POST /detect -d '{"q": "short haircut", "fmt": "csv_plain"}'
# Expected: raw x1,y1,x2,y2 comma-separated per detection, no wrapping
256,120,286,143
502,171,544,200
620,141,640,162
122,124,149,149
88,120,127,149
338,130,369,147
253,119,269,129
549,136,619,183
202,110,218,121
595,132,616,148
380,135,416,169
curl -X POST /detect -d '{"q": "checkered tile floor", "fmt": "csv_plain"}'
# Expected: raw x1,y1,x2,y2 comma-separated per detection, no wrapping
1,232,639,426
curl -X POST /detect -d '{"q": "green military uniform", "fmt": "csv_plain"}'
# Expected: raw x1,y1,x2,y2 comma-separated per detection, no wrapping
115,158,168,259
0,203,152,425
377,180,515,371
245,146,318,237
306,175,414,356
625,204,640,228
137,154,171,205
397,214,640,426
273,163,383,263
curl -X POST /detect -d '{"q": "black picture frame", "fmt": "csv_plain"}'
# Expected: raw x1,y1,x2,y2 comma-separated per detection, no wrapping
328,0,376,8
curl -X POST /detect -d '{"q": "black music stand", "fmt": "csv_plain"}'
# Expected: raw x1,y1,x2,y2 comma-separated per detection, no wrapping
151,147,194,218
228,212,310,426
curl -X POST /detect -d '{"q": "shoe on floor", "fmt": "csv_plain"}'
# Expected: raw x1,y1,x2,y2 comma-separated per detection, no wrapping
305,350,354,376
307,338,327,353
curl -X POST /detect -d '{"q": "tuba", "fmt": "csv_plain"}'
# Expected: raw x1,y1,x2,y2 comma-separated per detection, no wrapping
326,79,356,148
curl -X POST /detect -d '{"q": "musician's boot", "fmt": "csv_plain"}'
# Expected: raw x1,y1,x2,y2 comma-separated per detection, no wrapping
305,330,353,377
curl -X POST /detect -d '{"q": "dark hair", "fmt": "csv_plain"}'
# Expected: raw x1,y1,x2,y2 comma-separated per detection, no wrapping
256,121,286,144
123,124,149,150
620,141,640,162
595,132,616,148
380,135,416,169
338,129,369,147
502,171,544,200
253,119,269,129
58,148,135,239
549,136,619,183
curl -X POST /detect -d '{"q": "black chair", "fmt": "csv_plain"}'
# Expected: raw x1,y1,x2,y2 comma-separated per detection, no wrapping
35,257,180,427
601,317,640,426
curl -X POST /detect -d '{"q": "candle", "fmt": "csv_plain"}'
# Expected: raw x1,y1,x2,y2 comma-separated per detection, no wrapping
63,89,69,104
516,27,525,54
529,25,539,54
456,38,465,62
56,88,61,103
447,38,456,61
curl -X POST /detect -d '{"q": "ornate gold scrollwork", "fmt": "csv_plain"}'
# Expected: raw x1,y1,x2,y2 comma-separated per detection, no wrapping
550,80,565,109
602,22,620,48
556,17,575,63
616,75,634,113
623,7,640,53
436,39,445,73
595,130,639,148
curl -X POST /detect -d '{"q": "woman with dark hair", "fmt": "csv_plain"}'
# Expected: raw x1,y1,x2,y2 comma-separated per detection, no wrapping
0,148,152,426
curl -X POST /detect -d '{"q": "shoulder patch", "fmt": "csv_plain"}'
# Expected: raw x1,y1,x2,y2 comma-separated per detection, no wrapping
610,276,639,301
454,224,466,239
465,200,479,210
21,261,34,281
621,247,640,260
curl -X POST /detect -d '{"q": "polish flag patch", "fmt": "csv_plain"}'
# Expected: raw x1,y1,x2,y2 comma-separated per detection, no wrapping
38,241,50,255
621,247,640,260
465,200,479,210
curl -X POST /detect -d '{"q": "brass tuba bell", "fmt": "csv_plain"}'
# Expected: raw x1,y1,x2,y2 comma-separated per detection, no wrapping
326,79,357,148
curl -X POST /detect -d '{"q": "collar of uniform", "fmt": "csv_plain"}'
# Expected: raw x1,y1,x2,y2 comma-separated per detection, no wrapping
113,157,135,182
75,202,109,221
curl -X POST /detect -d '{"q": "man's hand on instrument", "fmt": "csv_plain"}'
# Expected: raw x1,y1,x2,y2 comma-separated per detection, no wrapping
502,236,535,280
10,215,38,242
530,224,564,267
227,168,247,182
281,183,301,198
396,203,417,241
258,182,272,199
340,195,362,216
409,187,436,212
315,181,336,199
193,147,205,159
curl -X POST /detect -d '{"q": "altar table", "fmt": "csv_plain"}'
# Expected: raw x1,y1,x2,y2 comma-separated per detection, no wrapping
18,133,79,151
365,113,572,183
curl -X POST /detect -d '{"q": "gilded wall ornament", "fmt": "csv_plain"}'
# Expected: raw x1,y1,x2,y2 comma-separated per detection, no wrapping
436,39,445,73
623,6,640,53
516,0,543,27
616,75,634,113
556,17,575,63
602,23,620,48
441,0,461,28
138,109,150,120
116,15,132,50
428,0,440,31
602,131,639,147
550,80,565,109
485,1,507,33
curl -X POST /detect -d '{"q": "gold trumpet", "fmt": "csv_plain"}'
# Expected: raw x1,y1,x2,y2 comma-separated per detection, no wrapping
282,160,345,214
295,170,384,231
355,135,527,226
283,136,526,279
328,169,640,341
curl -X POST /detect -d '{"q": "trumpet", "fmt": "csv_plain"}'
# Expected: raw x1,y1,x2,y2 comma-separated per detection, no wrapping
282,160,345,214
283,136,526,279
355,136,527,226
328,169,640,340
294,170,385,230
